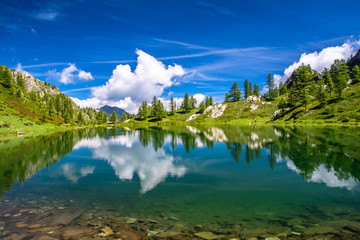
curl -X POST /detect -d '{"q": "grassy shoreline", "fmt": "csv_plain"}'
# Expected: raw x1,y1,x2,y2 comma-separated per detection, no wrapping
2,117,359,139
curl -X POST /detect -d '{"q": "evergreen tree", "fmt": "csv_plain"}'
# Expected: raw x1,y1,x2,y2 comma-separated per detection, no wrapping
273,86,279,98
102,112,108,124
224,93,230,102
155,100,166,120
55,94,62,115
323,68,334,96
151,96,159,117
279,82,288,95
96,111,104,124
121,112,127,121
300,88,310,111
266,73,274,100
253,84,260,96
244,79,252,99
15,89,22,98
170,96,176,115
63,98,73,123
77,111,85,124
209,96,213,105
316,79,328,106
1,66,12,89
205,97,209,106
287,81,299,107
278,97,287,112
16,72,25,90
229,81,241,101
190,96,197,109
110,110,117,123
138,101,148,120
331,59,349,98
47,96,56,117
351,65,360,84
181,93,191,113
198,101,206,113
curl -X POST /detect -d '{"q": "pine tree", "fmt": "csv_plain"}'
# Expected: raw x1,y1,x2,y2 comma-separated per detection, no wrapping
138,101,148,120
170,96,176,115
229,81,241,101
287,81,299,107
1,66,12,89
323,68,334,96
300,88,310,111
151,96,159,117
96,111,104,124
279,82,287,95
331,59,349,98
273,86,279,98
198,101,205,113
181,93,191,113
244,79,252,99
278,97,287,112
55,94,62,115
121,112,127,121
224,93,230,102
77,111,85,124
209,96,213,105
351,65,360,84
190,96,197,109
266,73,274,100
253,84,260,96
102,112,108,124
16,72,25,90
316,79,328,106
110,110,117,123
155,100,166,120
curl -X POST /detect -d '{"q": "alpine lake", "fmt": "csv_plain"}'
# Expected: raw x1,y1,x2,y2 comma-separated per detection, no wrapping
0,125,360,240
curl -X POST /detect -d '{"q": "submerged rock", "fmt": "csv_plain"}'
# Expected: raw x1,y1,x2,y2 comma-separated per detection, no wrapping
345,221,360,233
60,226,96,239
195,231,223,240
101,226,114,235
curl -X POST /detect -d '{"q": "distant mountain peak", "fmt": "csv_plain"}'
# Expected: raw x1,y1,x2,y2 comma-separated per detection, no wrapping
99,105,129,119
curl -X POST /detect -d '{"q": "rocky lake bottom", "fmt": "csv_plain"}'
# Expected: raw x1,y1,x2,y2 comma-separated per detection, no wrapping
1,126,360,239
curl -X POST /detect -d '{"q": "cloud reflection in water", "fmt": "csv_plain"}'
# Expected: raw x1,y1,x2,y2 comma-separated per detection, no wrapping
73,133,186,193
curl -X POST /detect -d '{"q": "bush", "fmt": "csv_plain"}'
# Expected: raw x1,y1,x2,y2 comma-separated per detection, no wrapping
324,106,336,116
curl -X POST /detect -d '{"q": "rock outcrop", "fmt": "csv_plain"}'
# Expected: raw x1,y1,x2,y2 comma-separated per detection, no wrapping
348,48,360,70
11,70,61,96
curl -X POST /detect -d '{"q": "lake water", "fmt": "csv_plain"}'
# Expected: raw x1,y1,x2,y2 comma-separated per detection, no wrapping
0,125,360,239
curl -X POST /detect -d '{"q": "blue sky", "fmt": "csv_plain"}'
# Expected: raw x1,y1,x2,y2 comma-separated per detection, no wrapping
1,0,360,112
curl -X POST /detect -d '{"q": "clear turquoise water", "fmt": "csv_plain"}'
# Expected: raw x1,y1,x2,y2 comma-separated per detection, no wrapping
1,126,360,237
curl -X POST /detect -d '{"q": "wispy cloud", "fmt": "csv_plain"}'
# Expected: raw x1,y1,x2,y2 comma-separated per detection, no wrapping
88,60,137,64
158,47,271,61
196,1,233,15
62,87,94,94
153,38,212,50
22,62,69,69
34,10,58,21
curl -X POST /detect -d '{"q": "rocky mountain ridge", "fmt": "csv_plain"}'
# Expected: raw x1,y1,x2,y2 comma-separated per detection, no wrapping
11,70,61,96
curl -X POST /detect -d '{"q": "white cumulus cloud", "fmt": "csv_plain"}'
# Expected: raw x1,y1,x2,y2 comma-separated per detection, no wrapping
91,49,185,102
70,49,189,113
277,41,360,85
193,93,206,106
60,63,93,84
78,70,94,80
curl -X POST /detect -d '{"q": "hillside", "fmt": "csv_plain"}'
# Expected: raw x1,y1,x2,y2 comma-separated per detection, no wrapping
0,64,106,136
272,82,360,125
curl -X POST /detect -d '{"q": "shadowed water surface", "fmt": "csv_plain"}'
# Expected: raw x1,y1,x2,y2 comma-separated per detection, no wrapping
0,126,360,239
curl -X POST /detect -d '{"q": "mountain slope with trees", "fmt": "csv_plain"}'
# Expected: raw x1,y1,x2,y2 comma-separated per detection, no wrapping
0,64,108,136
